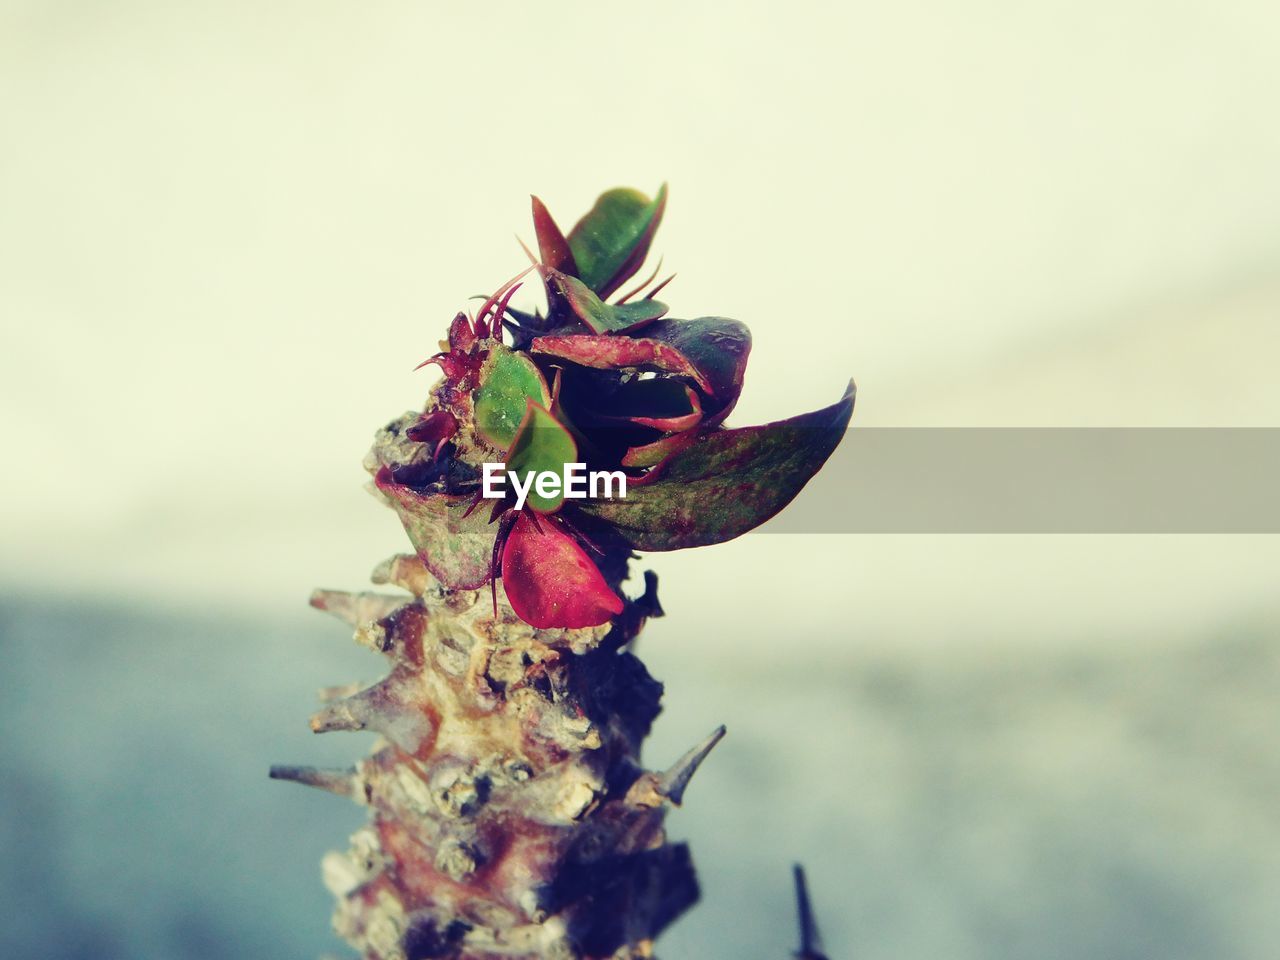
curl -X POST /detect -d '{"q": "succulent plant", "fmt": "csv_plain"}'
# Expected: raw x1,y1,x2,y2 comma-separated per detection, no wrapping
272,186,853,959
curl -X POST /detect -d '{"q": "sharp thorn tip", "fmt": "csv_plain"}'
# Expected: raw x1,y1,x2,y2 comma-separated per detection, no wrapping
657,724,726,804
268,764,357,798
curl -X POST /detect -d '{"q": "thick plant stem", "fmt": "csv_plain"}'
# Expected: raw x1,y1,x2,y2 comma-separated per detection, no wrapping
279,547,717,959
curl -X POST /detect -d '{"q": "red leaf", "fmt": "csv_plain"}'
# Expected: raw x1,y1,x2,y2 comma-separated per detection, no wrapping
447,312,476,352
592,379,703,433
500,513,623,628
530,317,750,423
531,334,712,392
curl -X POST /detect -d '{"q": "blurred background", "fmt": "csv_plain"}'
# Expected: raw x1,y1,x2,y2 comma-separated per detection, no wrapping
2,2,1279,958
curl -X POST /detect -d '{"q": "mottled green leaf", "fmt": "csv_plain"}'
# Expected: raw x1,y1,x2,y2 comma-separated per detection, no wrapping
568,185,667,298
621,430,697,468
472,345,550,449
581,381,855,550
375,470,494,589
504,401,578,514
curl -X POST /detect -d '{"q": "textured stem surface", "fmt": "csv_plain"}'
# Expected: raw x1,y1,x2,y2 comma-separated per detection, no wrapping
281,548,715,959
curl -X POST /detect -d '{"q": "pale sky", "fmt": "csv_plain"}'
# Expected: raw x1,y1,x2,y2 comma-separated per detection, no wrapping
2,0,1279,652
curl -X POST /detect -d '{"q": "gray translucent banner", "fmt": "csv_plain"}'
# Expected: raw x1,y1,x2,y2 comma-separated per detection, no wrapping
760,429,1280,533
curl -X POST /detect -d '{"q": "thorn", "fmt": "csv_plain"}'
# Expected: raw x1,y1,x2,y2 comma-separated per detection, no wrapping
352,620,392,654
309,589,405,627
549,367,563,407
460,491,485,521
268,764,357,798
309,697,369,734
317,682,364,702
488,498,507,525
640,570,664,618
793,864,829,960
310,683,435,755
644,272,676,300
490,511,519,620
492,280,525,328
615,256,664,304
656,725,726,805
490,520,505,619
564,518,603,556
524,509,544,536
369,554,434,597
515,234,540,266
414,352,447,372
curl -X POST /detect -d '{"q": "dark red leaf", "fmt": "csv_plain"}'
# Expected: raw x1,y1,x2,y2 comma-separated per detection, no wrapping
531,195,579,276
447,312,476,353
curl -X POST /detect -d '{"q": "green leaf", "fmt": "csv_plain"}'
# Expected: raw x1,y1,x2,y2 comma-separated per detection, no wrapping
504,401,578,514
472,345,550,449
542,267,667,333
580,381,855,550
621,430,696,468
567,184,667,298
